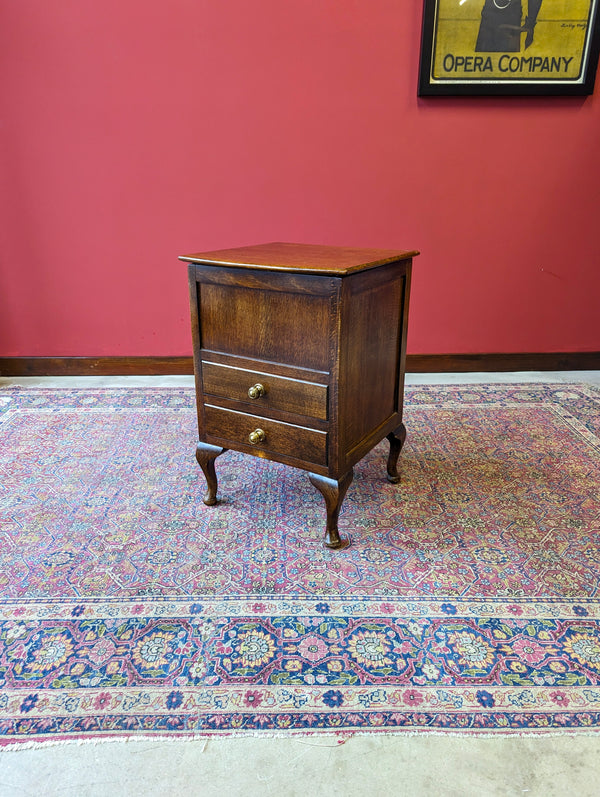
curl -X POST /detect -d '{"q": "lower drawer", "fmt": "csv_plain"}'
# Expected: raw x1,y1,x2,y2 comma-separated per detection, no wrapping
204,405,327,466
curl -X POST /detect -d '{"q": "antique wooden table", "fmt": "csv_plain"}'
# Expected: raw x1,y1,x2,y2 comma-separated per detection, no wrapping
180,242,418,549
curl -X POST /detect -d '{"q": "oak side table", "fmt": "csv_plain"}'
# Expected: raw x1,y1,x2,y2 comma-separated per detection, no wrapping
180,242,418,549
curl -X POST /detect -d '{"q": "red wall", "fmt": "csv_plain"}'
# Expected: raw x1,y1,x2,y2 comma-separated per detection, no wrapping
2,0,599,357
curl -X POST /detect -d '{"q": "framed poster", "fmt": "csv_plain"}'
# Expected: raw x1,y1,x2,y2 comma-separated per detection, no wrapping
418,0,600,95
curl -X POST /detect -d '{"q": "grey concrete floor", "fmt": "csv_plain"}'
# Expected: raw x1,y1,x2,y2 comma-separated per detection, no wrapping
2,734,600,797
2,370,600,389
1,372,600,797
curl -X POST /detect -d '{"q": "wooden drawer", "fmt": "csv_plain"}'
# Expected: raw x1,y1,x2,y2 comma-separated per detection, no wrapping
204,405,327,467
202,361,328,421
197,279,332,372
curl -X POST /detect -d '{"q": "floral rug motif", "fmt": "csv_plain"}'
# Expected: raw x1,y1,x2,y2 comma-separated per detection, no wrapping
1,383,599,743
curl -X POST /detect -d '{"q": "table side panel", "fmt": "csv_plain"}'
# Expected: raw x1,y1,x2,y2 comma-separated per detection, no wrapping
338,260,410,470
395,261,413,423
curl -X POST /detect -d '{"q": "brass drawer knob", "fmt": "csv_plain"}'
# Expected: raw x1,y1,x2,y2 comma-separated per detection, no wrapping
248,383,265,399
248,428,266,445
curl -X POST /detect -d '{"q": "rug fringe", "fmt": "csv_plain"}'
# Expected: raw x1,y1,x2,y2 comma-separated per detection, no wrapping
3,726,600,751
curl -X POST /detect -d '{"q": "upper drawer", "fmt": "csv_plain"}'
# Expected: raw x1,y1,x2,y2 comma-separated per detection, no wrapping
202,361,328,421
198,281,332,371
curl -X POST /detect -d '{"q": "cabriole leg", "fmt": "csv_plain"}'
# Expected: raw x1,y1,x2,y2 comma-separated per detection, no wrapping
386,423,407,484
195,443,227,506
308,470,353,550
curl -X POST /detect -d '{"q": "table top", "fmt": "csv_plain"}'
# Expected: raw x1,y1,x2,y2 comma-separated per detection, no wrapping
180,242,418,276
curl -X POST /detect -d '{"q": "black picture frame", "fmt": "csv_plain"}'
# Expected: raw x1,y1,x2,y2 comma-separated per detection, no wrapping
418,0,600,96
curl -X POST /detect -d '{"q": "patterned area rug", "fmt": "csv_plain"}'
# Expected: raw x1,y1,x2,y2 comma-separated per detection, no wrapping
1,383,599,744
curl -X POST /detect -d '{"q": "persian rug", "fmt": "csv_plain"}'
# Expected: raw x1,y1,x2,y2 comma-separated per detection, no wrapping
1,382,600,745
